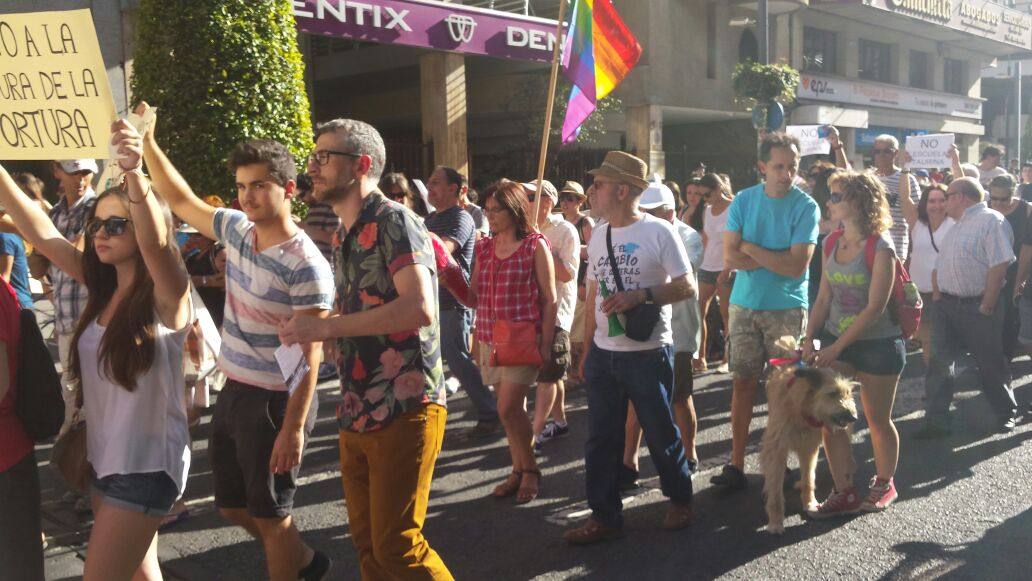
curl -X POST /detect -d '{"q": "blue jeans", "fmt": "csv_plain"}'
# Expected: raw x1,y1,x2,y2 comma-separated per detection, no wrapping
583,344,693,529
440,308,498,422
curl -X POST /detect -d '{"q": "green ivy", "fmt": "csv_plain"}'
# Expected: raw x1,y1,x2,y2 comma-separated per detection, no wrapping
732,61,800,107
131,0,313,202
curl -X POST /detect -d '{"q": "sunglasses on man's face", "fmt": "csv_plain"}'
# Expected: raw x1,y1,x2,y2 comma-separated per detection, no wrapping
872,148,896,155
86,216,132,238
526,194,537,202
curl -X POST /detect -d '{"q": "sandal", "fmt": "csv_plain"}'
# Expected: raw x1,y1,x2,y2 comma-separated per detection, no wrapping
693,358,708,373
563,519,624,545
492,470,522,498
516,469,541,504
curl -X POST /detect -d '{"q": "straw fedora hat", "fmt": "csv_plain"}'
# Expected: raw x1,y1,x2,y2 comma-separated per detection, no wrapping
588,151,649,190
558,180,586,199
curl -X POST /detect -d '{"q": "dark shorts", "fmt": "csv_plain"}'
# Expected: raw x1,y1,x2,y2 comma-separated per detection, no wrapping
698,269,720,286
92,471,180,516
538,327,571,383
209,380,318,519
818,330,906,376
673,351,695,399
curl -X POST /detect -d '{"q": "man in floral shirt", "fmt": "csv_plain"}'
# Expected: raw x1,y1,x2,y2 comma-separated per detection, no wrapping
280,119,452,580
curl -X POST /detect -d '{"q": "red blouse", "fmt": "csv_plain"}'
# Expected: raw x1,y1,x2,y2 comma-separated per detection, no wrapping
474,233,547,344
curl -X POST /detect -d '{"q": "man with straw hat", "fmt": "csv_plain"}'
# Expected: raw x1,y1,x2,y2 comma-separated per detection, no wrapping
564,152,697,545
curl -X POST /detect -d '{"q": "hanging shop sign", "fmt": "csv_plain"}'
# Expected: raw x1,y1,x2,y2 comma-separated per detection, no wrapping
292,0,563,63
798,73,983,120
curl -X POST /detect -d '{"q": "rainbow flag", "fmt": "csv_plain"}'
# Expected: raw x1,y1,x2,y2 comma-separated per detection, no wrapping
560,0,642,145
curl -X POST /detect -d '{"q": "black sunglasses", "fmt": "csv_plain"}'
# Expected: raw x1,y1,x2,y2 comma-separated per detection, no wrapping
526,194,537,202
828,192,845,204
308,150,361,166
86,216,132,238
871,148,896,155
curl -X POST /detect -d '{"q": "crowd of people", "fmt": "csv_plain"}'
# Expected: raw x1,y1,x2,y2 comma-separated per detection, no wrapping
0,109,1028,581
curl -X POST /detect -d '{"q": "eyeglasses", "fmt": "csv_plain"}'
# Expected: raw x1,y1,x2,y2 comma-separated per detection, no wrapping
307,150,361,166
871,148,896,155
86,216,132,238
828,192,845,204
386,191,407,202
526,194,537,202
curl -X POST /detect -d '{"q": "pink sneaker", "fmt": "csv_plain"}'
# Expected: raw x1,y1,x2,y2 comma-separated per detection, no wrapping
861,477,898,512
809,487,861,519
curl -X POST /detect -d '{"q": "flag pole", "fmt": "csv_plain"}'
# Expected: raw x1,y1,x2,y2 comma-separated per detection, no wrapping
533,0,569,229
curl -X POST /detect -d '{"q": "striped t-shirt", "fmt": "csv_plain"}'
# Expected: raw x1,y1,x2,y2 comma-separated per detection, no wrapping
877,171,920,262
214,209,335,391
302,202,341,265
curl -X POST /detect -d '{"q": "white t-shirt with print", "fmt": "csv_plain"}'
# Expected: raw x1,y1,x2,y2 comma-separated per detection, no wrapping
587,214,691,351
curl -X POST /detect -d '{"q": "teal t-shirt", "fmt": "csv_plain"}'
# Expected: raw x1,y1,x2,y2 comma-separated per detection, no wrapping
726,183,820,310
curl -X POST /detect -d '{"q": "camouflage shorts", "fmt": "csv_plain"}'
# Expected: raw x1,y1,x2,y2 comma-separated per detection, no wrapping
727,305,807,379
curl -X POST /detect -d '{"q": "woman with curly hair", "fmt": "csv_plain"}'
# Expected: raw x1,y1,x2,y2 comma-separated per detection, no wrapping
801,170,905,517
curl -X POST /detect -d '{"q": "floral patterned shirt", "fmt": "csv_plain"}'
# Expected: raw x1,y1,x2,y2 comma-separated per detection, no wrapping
332,191,446,433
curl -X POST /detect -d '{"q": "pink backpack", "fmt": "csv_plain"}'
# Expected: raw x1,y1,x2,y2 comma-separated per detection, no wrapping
823,229,922,339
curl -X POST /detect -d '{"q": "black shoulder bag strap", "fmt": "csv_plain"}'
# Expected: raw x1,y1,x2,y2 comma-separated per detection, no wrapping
605,224,625,293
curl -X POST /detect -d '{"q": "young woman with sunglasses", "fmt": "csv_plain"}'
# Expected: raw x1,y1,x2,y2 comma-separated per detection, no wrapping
0,120,193,581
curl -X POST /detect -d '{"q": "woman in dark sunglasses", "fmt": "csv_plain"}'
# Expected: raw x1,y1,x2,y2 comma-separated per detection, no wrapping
0,120,193,581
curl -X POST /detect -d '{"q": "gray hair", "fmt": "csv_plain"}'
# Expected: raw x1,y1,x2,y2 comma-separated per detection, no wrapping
314,119,387,181
950,176,984,202
873,134,899,149
960,163,980,179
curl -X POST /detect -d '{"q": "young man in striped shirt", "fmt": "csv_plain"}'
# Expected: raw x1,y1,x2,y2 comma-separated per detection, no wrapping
141,108,335,581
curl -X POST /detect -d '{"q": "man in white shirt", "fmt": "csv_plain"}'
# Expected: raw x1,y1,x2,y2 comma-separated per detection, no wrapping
978,145,1011,188
563,152,697,545
626,179,704,475
523,180,578,448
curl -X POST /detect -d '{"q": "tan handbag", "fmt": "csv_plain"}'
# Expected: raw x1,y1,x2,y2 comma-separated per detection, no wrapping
50,387,91,493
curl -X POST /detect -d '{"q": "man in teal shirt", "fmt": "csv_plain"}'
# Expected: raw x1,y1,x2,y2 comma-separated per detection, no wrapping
711,132,820,490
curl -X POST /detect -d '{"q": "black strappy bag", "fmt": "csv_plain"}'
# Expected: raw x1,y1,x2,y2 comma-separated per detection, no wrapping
605,225,661,342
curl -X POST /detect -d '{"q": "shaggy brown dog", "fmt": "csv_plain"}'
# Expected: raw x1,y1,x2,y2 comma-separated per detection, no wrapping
760,340,859,534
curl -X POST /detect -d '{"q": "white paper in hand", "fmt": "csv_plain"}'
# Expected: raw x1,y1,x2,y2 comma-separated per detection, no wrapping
274,343,310,395
905,133,954,169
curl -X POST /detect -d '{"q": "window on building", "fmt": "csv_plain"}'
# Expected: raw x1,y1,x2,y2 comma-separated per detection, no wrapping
803,27,837,74
944,58,968,95
739,29,758,64
858,39,892,83
909,50,929,89
706,2,716,79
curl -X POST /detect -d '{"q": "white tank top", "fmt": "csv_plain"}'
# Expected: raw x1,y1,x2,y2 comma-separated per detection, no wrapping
80,312,192,495
909,218,956,293
700,205,730,272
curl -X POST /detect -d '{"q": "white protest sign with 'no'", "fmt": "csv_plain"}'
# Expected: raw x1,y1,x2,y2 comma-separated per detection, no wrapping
905,133,955,169
786,125,831,157
0,9,117,160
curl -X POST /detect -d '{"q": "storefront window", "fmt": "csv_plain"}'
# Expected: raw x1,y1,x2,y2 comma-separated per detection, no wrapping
803,27,837,74
944,58,968,95
858,39,892,83
909,50,929,89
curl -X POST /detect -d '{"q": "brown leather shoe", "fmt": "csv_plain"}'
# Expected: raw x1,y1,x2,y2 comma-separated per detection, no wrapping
563,519,625,545
662,502,695,531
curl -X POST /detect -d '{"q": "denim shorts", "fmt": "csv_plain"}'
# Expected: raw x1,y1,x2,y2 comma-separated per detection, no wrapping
92,471,180,516
818,330,906,377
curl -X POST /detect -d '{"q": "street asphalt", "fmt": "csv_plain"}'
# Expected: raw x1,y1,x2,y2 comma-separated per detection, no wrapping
37,348,1031,580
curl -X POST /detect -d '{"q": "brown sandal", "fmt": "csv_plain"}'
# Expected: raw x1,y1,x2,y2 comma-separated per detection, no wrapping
563,519,625,545
515,469,541,504
492,470,522,498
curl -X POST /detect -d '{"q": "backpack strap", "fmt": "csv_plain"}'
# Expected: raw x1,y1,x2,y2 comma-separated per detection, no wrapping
823,228,844,260
863,235,879,272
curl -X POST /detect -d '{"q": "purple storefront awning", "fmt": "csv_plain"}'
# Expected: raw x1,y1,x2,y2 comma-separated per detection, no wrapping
293,0,564,63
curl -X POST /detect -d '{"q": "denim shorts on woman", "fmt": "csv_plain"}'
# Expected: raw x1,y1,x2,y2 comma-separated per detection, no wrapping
92,471,180,516
817,330,906,376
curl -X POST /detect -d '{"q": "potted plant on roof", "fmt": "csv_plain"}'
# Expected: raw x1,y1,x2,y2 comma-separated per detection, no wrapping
732,60,799,132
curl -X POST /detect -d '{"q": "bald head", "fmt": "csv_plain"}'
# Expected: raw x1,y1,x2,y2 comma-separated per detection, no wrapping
948,176,984,202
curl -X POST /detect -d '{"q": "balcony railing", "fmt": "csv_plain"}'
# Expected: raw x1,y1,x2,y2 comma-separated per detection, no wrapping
460,0,563,19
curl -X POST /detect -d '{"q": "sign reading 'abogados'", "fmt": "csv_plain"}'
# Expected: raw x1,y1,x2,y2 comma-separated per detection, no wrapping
0,9,117,160
292,0,564,63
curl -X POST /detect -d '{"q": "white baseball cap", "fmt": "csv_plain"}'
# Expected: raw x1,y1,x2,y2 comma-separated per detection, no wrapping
521,180,559,203
638,175,676,209
57,159,99,174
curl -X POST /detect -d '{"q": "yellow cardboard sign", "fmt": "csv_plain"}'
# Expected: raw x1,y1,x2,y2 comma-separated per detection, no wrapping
0,9,117,160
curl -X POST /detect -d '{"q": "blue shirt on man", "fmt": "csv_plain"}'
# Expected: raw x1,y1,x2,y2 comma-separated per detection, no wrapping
725,183,819,310
0,233,33,309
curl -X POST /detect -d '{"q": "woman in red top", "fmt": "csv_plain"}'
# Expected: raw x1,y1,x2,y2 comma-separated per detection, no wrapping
0,280,42,580
472,180,557,504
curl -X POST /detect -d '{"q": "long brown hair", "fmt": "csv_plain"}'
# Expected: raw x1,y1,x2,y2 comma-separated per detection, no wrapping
482,179,533,239
67,187,179,391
